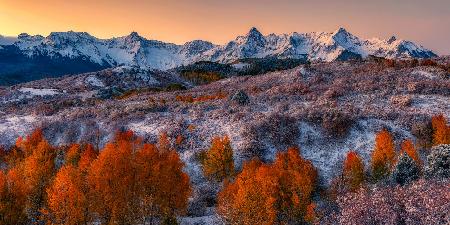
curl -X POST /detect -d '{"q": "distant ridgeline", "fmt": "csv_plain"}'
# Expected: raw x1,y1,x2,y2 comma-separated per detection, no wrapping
0,28,437,85
0,45,108,85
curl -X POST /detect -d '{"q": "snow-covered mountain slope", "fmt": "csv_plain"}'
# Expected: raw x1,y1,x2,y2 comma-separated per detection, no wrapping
0,35,17,46
1,28,436,71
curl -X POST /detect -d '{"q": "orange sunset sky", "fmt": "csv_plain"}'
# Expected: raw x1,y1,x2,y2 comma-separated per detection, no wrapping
1,0,449,54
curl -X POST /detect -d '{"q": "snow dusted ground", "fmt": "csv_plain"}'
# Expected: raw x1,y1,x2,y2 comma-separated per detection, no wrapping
0,115,38,146
0,59,448,221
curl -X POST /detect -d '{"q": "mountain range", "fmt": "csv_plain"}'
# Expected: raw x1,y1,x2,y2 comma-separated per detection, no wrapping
0,27,437,85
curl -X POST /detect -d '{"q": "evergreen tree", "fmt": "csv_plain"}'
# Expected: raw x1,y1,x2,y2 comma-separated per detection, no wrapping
393,154,420,186
424,144,449,179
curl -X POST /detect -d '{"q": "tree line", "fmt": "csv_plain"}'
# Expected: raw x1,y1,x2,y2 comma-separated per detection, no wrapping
0,114,448,224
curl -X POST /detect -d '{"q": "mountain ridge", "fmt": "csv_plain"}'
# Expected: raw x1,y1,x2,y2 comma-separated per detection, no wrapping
0,27,438,85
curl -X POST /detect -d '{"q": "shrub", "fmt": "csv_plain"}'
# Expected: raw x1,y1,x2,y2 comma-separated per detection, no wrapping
230,90,250,105
424,144,449,179
390,95,412,107
242,114,299,160
323,179,449,225
321,110,353,138
411,119,433,149
420,59,438,67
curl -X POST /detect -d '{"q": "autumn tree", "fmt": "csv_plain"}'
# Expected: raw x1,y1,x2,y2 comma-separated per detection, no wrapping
400,139,422,166
342,151,365,191
22,138,56,221
87,131,140,224
17,128,45,157
371,129,396,181
45,165,89,225
158,132,172,153
0,171,7,222
135,143,191,223
0,166,29,224
431,114,450,146
87,130,191,224
65,144,81,166
2,145,24,168
272,147,317,223
217,159,276,225
78,144,97,173
202,136,235,182
217,147,317,225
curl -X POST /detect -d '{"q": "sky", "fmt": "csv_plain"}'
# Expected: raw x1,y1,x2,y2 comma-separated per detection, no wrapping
0,0,449,55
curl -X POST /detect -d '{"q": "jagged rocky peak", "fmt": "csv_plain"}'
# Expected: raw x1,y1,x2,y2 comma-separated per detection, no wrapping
1,27,438,78
387,36,397,44
122,31,145,44
331,27,356,41
181,40,215,55
245,27,265,43
333,27,350,35
46,31,96,45
17,33,44,41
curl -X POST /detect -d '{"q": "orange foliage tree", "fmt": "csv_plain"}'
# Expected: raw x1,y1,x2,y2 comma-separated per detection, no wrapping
431,114,450,146
0,129,55,223
65,144,81,166
371,129,396,181
218,159,276,225
87,130,191,224
45,165,89,225
202,136,235,182
22,138,56,221
158,132,172,153
17,128,45,157
135,143,191,222
78,144,97,173
217,147,317,224
342,151,365,191
0,168,29,224
273,147,317,223
87,131,141,224
400,139,422,166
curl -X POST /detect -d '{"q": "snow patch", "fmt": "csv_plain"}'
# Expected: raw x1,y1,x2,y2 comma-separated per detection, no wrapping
18,87,61,96
0,115,37,146
232,62,250,70
85,75,105,87
412,70,437,79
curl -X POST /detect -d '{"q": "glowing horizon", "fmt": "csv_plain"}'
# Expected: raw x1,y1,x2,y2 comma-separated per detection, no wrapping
1,0,449,54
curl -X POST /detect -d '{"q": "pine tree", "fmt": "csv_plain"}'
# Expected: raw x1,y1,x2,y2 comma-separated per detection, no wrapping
424,144,449,179
393,154,420,186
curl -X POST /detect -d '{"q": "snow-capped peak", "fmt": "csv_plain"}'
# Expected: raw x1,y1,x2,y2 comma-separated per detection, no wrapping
4,27,437,71
241,27,265,46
